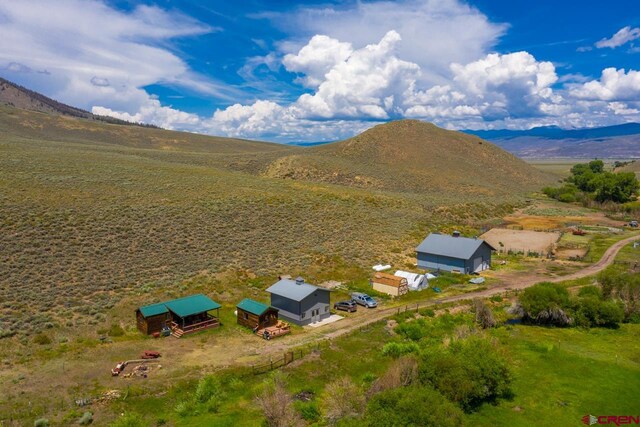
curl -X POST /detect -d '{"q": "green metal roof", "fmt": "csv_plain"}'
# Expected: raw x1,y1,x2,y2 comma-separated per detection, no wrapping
139,302,169,318
139,294,221,319
236,298,274,316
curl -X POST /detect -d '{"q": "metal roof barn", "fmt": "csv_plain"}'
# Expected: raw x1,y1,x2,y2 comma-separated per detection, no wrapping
416,233,495,274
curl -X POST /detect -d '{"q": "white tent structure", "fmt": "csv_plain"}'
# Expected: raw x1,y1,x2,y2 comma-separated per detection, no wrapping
394,270,428,291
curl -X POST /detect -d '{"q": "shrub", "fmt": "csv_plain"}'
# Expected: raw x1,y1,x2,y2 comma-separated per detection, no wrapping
320,377,365,425
519,282,572,326
174,400,196,418
420,336,512,411
474,299,496,329
295,401,320,423
195,376,221,404
381,342,420,358
78,411,93,425
578,286,603,300
365,385,463,427
33,333,52,345
34,419,49,427
255,377,302,427
368,356,419,396
107,324,125,337
395,322,425,341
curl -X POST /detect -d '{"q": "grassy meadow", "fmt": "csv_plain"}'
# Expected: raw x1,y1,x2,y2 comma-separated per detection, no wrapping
91,307,640,426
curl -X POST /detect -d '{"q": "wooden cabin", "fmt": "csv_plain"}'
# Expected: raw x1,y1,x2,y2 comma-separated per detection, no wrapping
236,298,279,331
136,302,171,335
371,272,409,297
136,294,221,338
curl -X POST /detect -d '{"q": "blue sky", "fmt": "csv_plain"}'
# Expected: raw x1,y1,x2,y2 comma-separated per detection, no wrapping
1,0,639,142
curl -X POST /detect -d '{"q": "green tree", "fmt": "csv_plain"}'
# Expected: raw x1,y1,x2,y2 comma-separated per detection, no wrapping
419,337,511,411
518,282,572,326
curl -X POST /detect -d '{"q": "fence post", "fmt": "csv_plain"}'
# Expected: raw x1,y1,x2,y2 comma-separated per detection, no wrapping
416,303,419,312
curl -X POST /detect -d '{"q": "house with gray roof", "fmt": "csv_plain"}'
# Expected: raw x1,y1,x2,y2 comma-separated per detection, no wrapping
416,232,496,274
266,277,330,325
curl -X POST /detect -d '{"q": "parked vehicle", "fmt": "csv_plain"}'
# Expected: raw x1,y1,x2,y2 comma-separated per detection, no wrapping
351,292,378,308
334,300,358,312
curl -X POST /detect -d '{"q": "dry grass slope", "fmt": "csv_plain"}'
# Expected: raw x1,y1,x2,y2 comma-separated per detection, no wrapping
0,108,550,337
266,120,552,194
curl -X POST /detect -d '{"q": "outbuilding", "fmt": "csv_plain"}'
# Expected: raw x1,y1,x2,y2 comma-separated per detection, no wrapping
136,294,221,337
416,232,495,274
266,277,330,326
371,272,409,296
236,298,279,331
394,270,428,291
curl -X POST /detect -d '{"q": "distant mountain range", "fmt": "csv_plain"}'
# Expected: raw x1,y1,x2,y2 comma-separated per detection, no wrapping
463,124,640,159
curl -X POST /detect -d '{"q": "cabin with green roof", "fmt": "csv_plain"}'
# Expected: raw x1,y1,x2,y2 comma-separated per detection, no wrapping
136,294,221,337
236,298,279,331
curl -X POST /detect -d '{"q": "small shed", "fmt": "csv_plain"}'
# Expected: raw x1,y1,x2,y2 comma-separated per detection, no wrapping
416,233,495,274
371,272,409,297
136,303,171,335
136,294,221,337
236,298,279,331
394,270,428,291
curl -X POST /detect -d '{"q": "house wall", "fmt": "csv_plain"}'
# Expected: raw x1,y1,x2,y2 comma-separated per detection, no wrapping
271,290,330,326
136,311,169,335
237,308,260,329
417,252,467,273
372,282,408,296
237,308,278,330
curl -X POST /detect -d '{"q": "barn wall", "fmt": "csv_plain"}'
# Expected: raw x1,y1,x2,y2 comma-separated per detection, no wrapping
466,244,493,272
417,252,467,272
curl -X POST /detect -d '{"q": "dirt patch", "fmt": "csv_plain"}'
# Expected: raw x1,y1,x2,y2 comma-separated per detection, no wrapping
556,248,588,259
481,228,560,254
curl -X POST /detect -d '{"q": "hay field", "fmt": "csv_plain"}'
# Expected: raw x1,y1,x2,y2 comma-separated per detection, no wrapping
481,228,560,254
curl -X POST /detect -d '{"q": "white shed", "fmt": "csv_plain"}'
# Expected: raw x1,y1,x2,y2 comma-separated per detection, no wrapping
394,270,428,291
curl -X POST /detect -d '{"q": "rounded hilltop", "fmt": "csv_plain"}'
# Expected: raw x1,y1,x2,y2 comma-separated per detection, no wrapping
265,119,553,195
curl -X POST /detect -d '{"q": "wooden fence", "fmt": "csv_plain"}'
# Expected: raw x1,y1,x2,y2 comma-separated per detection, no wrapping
251,349,305,375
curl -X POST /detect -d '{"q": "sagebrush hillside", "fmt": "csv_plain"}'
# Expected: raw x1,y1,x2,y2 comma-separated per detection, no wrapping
0,77,157,127
0,105,550,337
266,120,551,194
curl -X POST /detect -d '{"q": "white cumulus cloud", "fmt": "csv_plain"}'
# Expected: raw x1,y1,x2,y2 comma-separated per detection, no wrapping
283,35,353,88
570,68,640,101
595,26,640,49
0,0,236,129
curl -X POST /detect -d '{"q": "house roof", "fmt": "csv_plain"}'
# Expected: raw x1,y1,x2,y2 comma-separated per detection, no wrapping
266,278,327,302
139,294,221,319
372,272,407,288
416,233,496,260
236,298,276,316
139,302,169,318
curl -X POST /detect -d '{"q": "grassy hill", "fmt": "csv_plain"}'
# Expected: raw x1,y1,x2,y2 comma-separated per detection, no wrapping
0,106,551,338
0,77,157,127
266,120,551,194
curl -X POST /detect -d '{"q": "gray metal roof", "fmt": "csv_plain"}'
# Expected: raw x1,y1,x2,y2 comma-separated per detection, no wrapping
416,233,495,260
266,279,327,302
